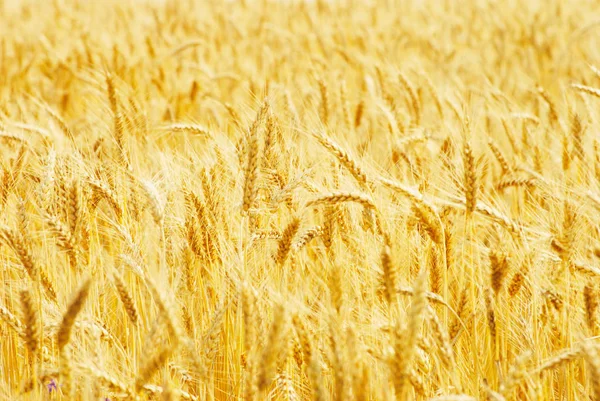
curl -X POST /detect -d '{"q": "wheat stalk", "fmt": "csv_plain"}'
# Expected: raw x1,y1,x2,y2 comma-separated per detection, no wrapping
242,100,269,214
57,278,92,350
313,133,368,187
20,289,39,358
113,272,139,325
274,217,301,267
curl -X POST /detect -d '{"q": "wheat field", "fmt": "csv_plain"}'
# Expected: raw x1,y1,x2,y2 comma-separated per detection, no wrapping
2,0,600,399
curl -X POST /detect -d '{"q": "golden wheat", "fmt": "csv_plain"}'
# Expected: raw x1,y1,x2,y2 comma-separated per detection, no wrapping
0,0,599,399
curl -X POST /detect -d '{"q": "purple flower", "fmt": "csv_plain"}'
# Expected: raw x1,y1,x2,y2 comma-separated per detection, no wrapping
47,379,58,393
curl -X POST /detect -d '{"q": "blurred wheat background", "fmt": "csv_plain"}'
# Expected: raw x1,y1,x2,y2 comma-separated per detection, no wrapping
2,0,600,400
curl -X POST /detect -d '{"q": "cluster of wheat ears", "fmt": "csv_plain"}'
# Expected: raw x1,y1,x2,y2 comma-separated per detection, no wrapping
3,0,600,400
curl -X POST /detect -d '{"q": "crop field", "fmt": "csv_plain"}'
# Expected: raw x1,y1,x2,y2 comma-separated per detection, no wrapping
2,0,600,399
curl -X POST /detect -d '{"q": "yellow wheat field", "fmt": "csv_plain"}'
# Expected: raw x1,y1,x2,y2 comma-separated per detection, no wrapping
2,0,600,399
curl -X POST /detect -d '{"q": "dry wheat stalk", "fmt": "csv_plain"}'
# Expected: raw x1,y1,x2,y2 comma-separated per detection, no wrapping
314,133,368,187
0,226,37,280
535,347,582,374
381,235,397,306
585,284,599,334
582,340,600,399
242,100,269,213
496,176,536,191
308,351,326,401
318,78,329,125
80,365,131,395
19,289,39,358
113,272,139,325
0,303,22,333
307,192,375,210
257,305,287,392
88,178,123,218
487,139,512,175
165,123,211,136
392,268,428,400
144,276,179,343
572,83,600,99
274,217,301,266
463,140,477,214
490,250,509,295
135,346,173,393
242,284,258,401
141,383,198,401
59,347,73,398
57,278,92,350
292,225,324,252
398,72,421,125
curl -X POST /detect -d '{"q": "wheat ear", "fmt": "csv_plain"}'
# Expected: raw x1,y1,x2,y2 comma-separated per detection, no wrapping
57,278,92,350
